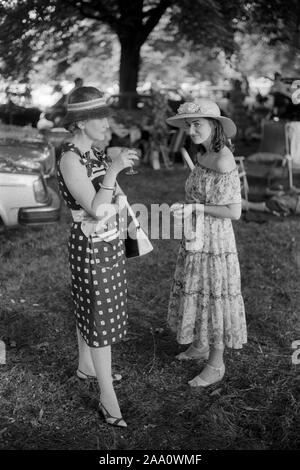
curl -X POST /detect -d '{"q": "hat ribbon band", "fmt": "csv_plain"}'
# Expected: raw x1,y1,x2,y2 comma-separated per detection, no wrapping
67,98,107,112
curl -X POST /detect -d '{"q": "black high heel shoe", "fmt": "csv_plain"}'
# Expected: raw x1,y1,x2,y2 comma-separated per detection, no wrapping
99,402,127,428
76,369,122,382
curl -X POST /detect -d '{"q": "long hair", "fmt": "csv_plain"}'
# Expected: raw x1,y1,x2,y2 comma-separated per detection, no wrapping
193,118,234,156
207,118,234,153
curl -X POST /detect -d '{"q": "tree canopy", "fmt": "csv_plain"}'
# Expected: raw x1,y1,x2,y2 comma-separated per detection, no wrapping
0,0,299,101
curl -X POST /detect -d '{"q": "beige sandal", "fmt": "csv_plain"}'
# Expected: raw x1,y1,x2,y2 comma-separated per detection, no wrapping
188,363,225,387
176,344,209,361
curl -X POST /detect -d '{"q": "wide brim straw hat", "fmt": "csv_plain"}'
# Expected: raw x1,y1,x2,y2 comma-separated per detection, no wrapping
166,99,237,138
62,88,111,127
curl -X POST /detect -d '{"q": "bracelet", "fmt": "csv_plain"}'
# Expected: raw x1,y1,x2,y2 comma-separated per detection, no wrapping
100,183,115,191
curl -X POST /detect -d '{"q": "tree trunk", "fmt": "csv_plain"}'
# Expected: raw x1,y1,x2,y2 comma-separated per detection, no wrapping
119,38,142,109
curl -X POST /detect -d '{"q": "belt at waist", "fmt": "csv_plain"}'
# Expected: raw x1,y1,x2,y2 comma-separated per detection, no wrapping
71,209,119,240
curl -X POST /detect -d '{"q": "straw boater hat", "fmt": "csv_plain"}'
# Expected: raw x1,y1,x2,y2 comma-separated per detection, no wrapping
166,98,237,138
62,86,111,127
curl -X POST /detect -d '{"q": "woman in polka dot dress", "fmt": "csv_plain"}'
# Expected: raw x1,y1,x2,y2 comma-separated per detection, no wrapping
57,86,139,428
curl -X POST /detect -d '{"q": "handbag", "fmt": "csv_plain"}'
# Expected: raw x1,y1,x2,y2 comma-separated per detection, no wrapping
116,182,153,259
124,198,153,258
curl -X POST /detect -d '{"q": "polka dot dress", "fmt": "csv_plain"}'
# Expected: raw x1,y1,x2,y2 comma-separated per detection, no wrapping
57,143,127,347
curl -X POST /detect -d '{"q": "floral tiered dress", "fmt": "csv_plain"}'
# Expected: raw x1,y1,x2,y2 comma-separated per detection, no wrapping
168,163,247,349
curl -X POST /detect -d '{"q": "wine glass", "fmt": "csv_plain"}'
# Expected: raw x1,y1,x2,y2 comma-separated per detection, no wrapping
125,147,139,175
106,146,139,175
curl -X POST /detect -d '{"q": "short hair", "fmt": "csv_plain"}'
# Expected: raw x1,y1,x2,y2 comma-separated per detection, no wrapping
65,121,80,133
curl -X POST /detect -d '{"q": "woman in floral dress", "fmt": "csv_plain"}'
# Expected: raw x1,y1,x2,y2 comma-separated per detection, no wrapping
167,99,247,387
57,86,138,427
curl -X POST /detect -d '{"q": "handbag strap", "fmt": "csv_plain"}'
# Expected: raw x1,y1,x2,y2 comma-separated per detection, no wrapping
115,182,140,229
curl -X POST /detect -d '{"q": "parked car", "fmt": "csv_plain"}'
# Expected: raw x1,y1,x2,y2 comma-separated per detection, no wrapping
0,132,56,178
0,158,60,228
0,101,41,127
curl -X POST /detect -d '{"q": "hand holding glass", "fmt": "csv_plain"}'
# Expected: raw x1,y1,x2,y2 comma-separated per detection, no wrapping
124,148,139,175
106,146,139,175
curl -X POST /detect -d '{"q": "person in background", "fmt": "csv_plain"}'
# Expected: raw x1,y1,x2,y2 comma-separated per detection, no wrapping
270,72,289,96
228,79,248,140
269,72,291,118
242,189,300,217
74,77,84,89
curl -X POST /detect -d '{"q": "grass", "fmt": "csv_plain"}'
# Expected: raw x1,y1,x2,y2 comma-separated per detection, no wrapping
0,162,299,450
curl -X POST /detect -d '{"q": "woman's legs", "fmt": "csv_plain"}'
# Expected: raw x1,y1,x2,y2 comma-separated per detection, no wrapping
90,344,125,424
77,326,96,376
206,346,224,368
176,339,209,360
188,344,225,387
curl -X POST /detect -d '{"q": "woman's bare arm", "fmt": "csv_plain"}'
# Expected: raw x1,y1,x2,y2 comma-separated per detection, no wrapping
202,203,241,220
60,152,118,218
